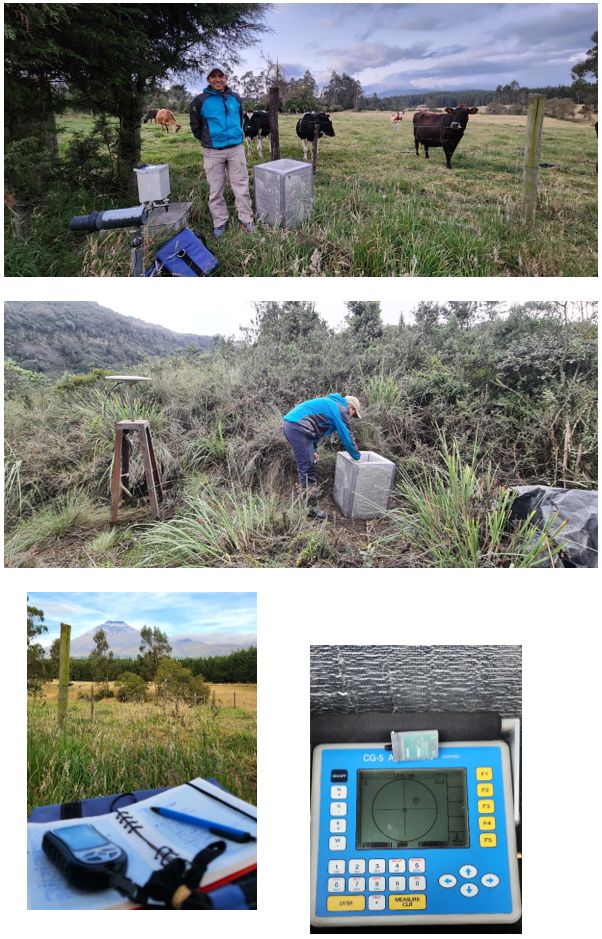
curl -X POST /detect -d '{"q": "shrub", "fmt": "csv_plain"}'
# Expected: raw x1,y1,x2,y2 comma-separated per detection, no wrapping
116,672,147,702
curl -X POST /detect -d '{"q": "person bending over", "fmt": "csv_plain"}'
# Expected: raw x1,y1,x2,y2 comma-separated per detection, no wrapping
283,394,362,519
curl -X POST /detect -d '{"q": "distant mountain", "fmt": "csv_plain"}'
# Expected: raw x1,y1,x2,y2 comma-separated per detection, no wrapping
49,620,250,659
4,301,213,374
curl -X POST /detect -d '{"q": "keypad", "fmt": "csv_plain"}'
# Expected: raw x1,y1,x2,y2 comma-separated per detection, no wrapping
326,858,427,905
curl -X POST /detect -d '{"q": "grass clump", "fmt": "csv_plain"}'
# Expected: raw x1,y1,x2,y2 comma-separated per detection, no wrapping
385,440,563,567
132,488,309,567
6,490,105,564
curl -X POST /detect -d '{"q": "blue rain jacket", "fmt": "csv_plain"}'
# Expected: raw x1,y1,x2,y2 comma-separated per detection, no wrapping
189,86,244,149
283,394,360,460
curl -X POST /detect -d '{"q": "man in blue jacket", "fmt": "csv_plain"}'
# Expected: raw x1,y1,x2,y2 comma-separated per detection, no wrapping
189,67,254,237
283,394,362,518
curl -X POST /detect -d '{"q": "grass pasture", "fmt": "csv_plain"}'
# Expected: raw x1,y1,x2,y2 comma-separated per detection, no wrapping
28,682,257,814
6,110,598,276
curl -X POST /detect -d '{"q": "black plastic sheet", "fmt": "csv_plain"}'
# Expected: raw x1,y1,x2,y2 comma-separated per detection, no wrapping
510,486,598,568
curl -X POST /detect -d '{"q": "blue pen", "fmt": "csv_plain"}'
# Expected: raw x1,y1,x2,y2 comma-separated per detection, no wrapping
151,806,256,843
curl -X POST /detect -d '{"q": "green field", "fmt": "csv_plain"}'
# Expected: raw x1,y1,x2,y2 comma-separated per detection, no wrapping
5,110,598,276
28,683,257,815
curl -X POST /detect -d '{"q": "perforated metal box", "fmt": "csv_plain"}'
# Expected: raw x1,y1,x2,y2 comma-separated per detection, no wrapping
333,451,396,520
253,159,313,227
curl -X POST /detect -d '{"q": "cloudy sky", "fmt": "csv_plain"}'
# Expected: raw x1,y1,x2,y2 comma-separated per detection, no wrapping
225,2,597,95
29,592,257,644
103,298,412,336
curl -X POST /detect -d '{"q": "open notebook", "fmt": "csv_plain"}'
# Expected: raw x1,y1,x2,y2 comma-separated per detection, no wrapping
28,777,257,910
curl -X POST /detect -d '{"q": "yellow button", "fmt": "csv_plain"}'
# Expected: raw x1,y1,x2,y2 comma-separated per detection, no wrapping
480,833,497,848
478,799,495,813
476,767,493,780
327,896,366,912
389,894,427,911
479,816,496,830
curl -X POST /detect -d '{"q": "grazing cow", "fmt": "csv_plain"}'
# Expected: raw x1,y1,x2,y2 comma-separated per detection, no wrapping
413,105,478,169
295,112,335,160
390,111,403,129
143,108,159,124
156,108,181,133
243,111,270,157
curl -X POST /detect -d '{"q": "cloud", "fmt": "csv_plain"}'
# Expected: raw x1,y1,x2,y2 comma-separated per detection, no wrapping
320,42,468,74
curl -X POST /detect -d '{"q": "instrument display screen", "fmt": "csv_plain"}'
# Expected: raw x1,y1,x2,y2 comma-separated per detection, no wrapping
356,769,469,850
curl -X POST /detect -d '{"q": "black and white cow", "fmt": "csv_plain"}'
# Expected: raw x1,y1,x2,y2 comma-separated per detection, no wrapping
243,111,270,157
143,108,159,124
295,112,335,160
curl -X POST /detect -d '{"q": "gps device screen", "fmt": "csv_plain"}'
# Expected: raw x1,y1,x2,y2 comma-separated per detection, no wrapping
55,826,112,851
357,768,469,849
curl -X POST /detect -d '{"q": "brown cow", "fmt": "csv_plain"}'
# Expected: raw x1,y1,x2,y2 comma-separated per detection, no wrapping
413,105,478,169
390,111,403,129
156,108,181,133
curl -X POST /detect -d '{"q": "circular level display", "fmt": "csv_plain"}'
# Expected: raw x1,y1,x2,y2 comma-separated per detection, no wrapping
372,779,437,841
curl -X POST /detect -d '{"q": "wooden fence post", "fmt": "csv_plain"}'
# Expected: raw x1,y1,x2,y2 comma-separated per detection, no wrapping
269,86,280,160
58,622,71,729
312,122,320,174
522,94,546,225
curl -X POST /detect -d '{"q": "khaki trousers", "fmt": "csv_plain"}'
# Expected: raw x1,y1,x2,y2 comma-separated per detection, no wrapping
202,143,253,227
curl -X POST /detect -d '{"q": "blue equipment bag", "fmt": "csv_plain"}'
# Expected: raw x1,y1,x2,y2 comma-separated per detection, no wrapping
145,227,219,277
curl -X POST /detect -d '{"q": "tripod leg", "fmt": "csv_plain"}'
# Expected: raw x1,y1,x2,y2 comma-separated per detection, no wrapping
139,426,160,519
146,426,164,503
110,427,123,523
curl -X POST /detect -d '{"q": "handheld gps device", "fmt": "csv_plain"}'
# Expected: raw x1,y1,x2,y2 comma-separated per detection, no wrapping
311,740,521,926
42,824,128,891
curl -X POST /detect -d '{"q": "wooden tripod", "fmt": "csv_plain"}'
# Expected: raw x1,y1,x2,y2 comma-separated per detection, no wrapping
110,420,164,523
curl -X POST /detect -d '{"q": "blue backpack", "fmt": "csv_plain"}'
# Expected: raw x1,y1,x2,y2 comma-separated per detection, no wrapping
145,227,219,277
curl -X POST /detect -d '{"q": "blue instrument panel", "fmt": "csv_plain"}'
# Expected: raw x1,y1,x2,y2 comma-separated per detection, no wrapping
310,741,521,926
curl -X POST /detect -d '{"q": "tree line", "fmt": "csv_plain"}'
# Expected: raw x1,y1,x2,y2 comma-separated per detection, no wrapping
66,646,257,684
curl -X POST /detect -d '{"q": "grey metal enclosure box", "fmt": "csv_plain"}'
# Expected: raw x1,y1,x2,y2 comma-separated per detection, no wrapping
253,159,313,227
334,451,396,520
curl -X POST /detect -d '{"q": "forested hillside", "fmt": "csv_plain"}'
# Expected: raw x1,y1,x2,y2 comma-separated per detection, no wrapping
4,301,212,374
